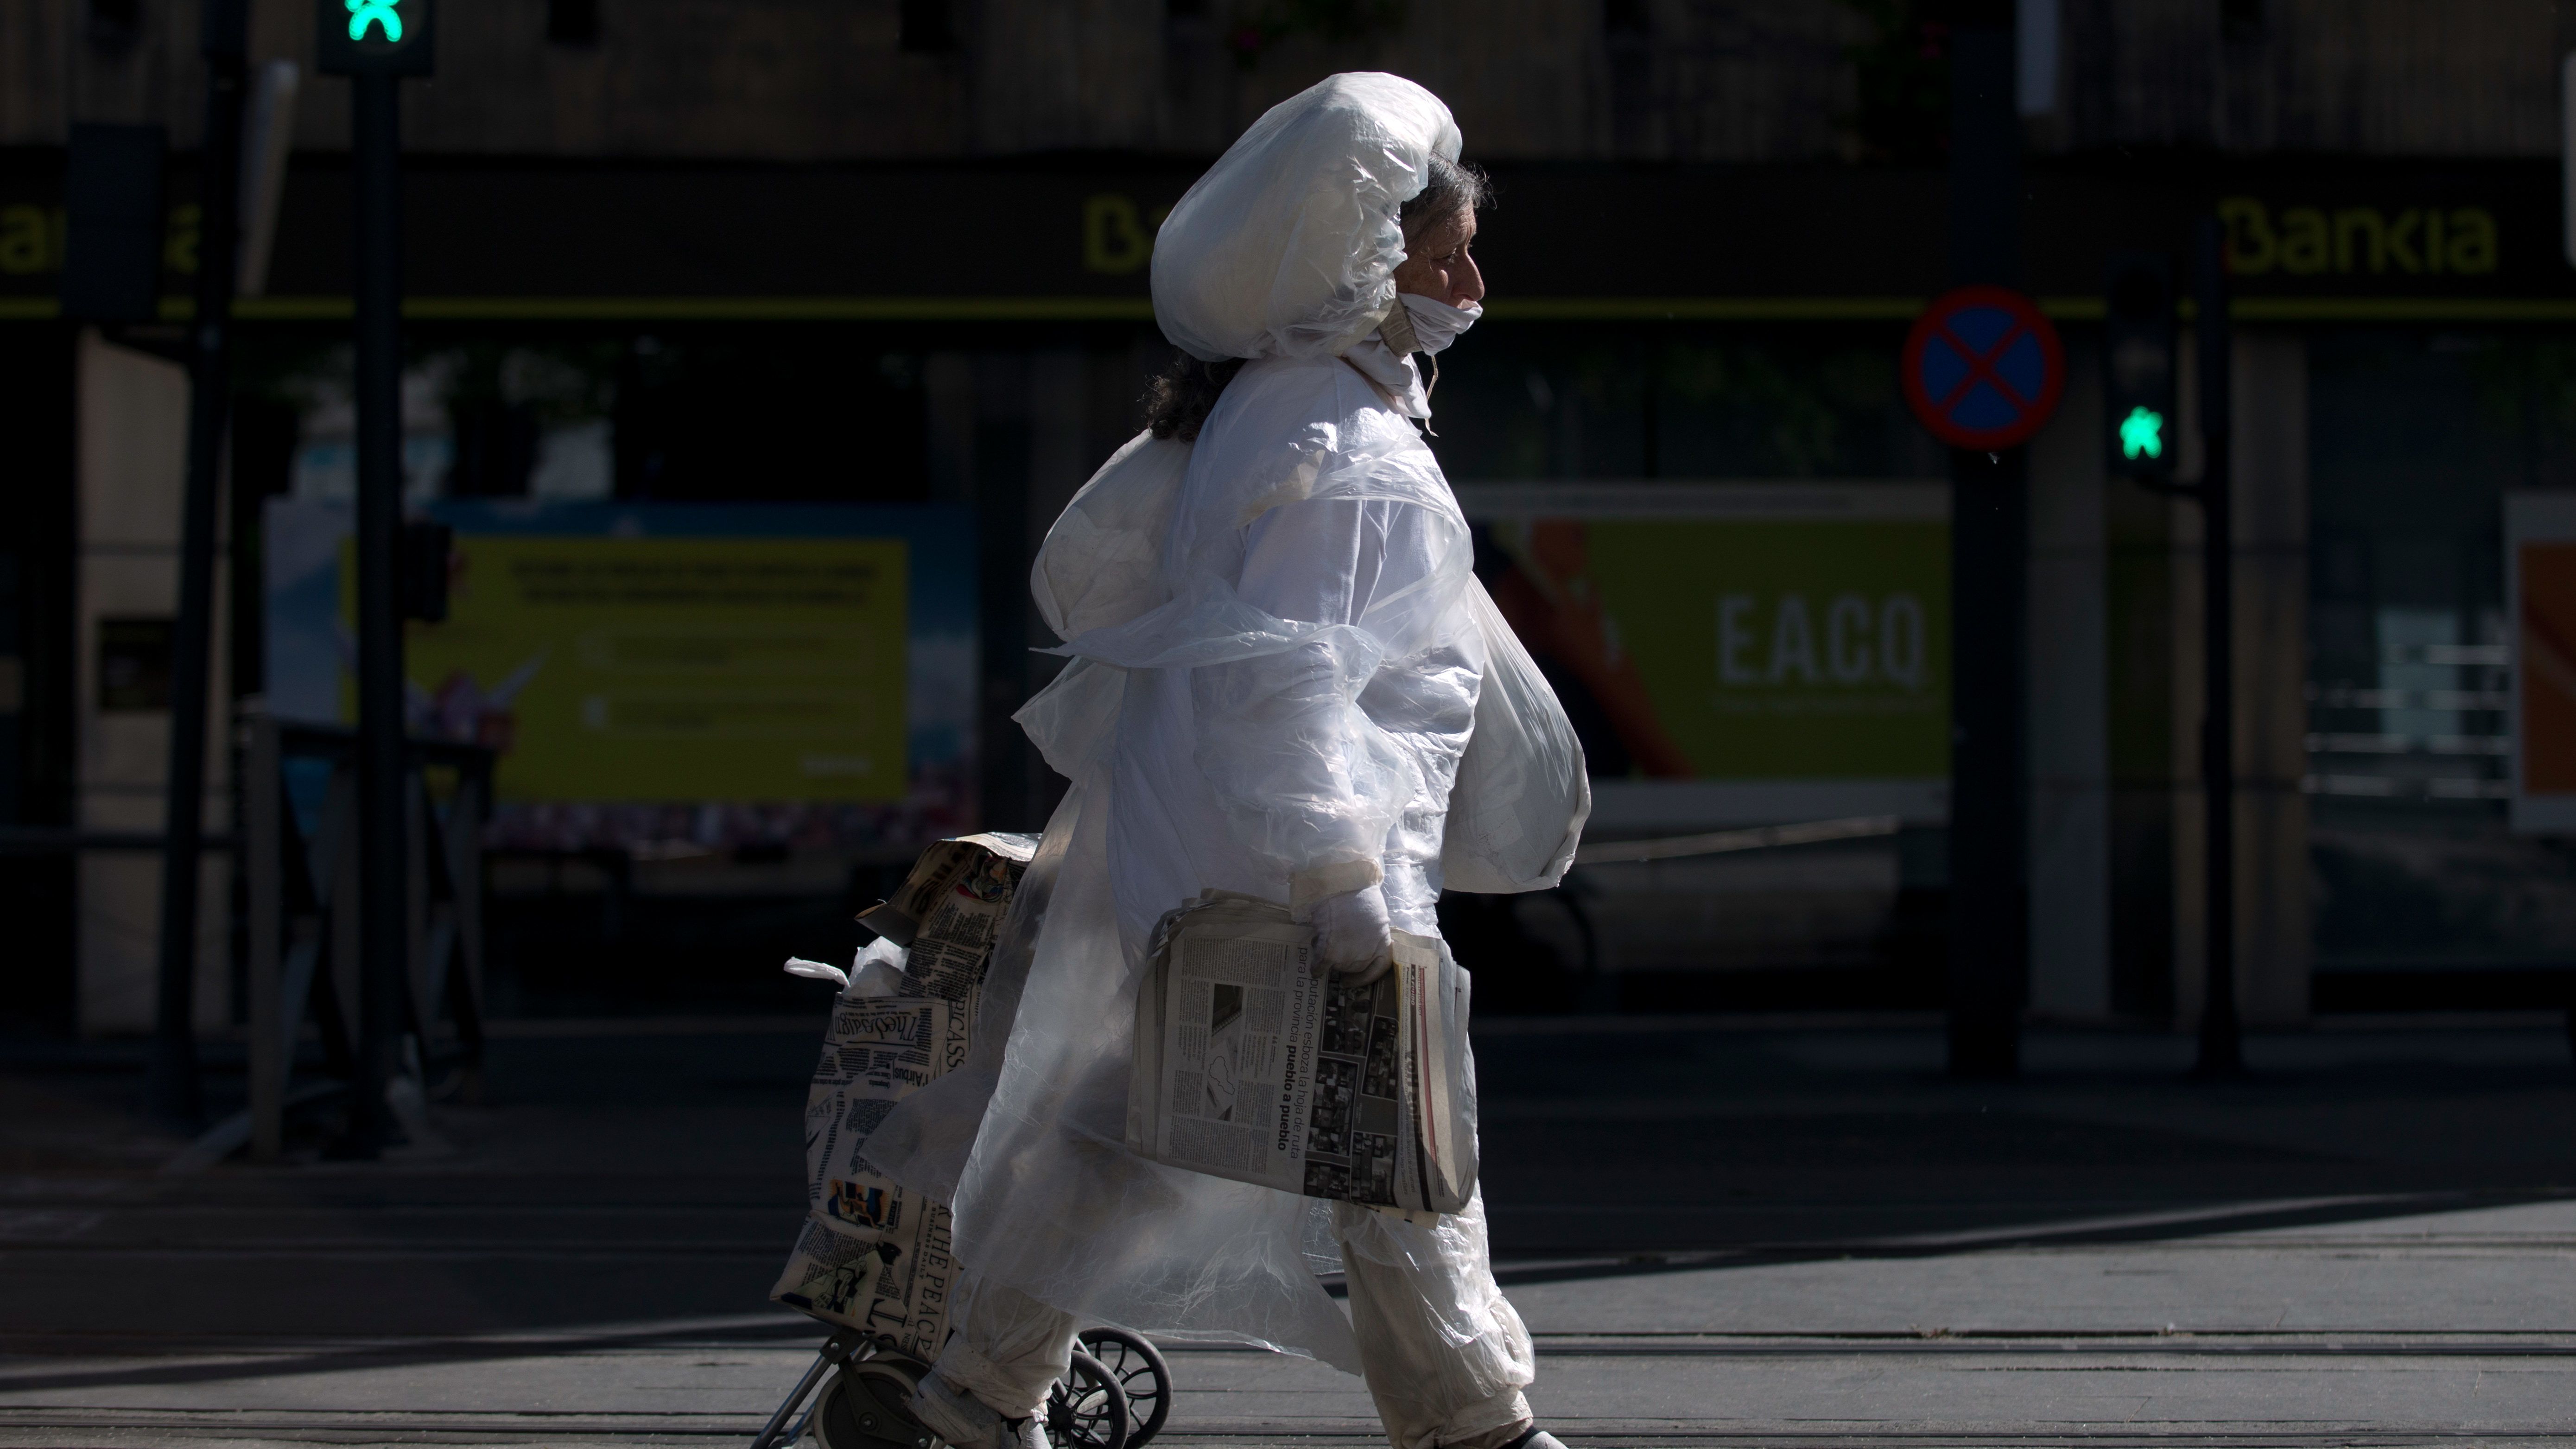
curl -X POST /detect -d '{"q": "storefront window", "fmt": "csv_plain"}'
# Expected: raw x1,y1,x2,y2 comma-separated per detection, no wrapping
2309,329,2576,1003
1430,321,1942,480
1430,322,1948,1010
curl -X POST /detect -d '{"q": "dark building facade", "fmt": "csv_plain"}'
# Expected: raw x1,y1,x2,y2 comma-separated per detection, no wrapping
6,0,2575,1032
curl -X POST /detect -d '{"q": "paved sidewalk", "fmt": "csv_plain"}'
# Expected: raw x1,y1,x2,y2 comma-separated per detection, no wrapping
3,1017,2572,1446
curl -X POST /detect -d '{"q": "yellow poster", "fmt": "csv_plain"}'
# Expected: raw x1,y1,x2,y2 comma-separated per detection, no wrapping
344,535,909,802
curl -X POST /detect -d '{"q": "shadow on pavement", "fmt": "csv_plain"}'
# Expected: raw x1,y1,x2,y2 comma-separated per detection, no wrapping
1,1014,2570,1370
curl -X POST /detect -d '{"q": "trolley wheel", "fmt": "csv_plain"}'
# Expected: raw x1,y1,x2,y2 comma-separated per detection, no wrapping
812,1354,937,1449
1044,1347,1130,1449
1074,1328,1170,1448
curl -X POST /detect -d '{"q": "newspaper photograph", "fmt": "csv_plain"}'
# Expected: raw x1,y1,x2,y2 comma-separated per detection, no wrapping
1151,914,1320,1195
1305,969,1404,1203
766,1195,959,1356
768,1213,888,1327
857,834,1027,1003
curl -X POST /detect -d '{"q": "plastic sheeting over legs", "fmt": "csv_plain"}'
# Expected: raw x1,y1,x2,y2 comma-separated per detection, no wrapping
941,751,1365,1369
938,1192,1534,1449
1335,1193,1534,1449
927,1271,1083,1420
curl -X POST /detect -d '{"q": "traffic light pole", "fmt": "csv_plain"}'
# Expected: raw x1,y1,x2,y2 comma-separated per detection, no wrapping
2191,216,2243,1076
1950,443,2028,1077
1944,6,2026,1079
146,0,249,1128
2106,221,2240,1073
343,68,405,1155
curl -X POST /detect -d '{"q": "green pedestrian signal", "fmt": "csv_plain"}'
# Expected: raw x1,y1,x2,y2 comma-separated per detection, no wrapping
316,0,433,75
2102,253,2177,479
346,0,403,41
2119,406,2164,461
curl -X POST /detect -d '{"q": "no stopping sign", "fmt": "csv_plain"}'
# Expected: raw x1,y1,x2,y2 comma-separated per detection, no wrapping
1901,285,2066,450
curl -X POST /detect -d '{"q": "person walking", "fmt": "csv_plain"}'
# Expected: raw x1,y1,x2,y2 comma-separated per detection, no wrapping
860,71,1588,1449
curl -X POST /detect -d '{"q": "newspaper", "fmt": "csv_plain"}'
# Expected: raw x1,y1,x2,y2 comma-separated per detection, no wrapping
769,1179,961,1359
1127,892,1477,1214
800,994,952,1206
770,833,1031,1350
855,836,1024,1003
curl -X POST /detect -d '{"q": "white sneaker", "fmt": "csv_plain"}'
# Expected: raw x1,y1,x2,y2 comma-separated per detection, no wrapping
905,1371,1042,1449
906,1371,993,1448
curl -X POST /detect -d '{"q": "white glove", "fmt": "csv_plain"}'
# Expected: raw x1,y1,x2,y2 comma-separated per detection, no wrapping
1310,882,1393,984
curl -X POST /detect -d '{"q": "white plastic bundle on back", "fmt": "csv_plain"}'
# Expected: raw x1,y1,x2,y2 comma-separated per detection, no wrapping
1440,578,1592,894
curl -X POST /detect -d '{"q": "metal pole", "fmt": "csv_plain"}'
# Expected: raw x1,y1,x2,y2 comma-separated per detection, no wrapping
146,0,249,1127
1944,9,2026,1079
346,69,405,1155
2193,216,2243,1076
245,705,283,1161
1949,446,2028,1077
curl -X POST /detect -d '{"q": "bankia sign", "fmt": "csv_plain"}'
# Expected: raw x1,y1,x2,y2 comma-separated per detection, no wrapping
0,153,2569,319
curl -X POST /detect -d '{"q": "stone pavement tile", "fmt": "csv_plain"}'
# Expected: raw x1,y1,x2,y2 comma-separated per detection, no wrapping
0,1423,726,1433
5,1022,2575,1446
1499,1200,2576,1335
1159,1339,2576,1445
0,1341,812,1418
17,1335,2574,1448
10,1198,2576,1448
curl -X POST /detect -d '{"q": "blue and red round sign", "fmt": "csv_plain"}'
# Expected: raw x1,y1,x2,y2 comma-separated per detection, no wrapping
1900,285,2065,450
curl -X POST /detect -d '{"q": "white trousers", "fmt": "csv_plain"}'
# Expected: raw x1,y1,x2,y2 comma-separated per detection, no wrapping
928,1194,1534,1449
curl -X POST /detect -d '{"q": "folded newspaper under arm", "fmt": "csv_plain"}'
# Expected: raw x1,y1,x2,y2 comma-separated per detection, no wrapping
1127,892,1478,1214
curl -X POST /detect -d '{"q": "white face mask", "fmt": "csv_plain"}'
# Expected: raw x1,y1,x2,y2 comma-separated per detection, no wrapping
1399,292,1481,354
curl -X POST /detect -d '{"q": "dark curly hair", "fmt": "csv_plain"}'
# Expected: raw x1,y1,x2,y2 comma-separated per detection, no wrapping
1140,356,1247,444
1142,157,1490,442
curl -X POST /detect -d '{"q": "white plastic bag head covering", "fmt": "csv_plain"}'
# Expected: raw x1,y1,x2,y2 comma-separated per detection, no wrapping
1153,72,1462,362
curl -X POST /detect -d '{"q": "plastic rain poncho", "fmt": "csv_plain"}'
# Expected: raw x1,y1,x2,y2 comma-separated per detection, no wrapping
861,72,1588,1373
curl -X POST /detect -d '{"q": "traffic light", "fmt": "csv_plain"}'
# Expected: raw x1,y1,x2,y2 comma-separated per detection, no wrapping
2103,252,2176,480
316,0,435,76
